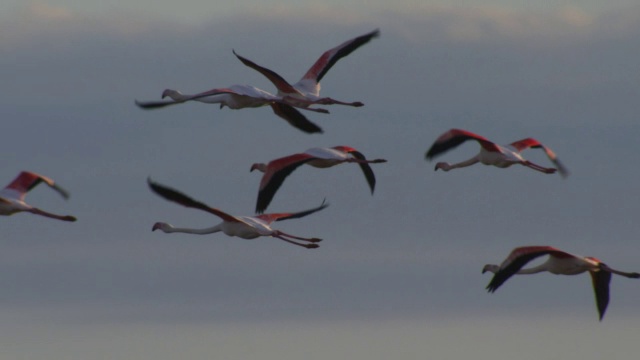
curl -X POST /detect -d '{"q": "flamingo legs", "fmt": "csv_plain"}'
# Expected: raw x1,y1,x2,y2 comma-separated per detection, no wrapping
271,230,322,249
600,264,640,278
344,158,387,165
29,208,77,222
315,97,364,107
522,161,557,174
283,95,363,108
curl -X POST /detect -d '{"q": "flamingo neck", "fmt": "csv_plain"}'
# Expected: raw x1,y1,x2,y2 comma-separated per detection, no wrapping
159,223,223,235
436,156,479,171
515,263,549,275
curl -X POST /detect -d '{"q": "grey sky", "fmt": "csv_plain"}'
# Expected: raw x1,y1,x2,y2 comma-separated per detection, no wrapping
1,1,640,359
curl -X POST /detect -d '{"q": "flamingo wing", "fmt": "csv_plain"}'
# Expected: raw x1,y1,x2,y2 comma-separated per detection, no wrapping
299,29,380,84
269,103,323,134
590,268,612,321
255,153,315,213
232,50,300,95
425,129,499,160
147,178,239,222
349,150,377,194
1,171,69,201
257,199,329,223
509,138,569,177
485,246,572,293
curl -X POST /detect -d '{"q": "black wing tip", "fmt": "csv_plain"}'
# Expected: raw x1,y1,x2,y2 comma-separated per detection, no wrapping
147,177,168,195
255,204,266,214
425,147,437,160
307,125,324,134
134,99,150,109
485,283,499,293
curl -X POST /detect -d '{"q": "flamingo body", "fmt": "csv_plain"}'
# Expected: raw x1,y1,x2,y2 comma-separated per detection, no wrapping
250,146,387,213
233,29,379,108
425,129,569,177
148,178,327,249
135,84,326,134
483,246,639,320
0,171,76,222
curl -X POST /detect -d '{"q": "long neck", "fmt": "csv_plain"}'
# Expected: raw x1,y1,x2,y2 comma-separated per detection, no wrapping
164,224,223,235
515,263,549,275
437,156,479,171
449,156,480,169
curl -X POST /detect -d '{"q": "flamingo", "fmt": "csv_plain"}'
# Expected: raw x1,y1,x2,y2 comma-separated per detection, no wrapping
425,129,569,177
148,178,327,249
250,146,387,213
135,84,327,134
0,171,76,222
232,29,380,109
482,246,640,320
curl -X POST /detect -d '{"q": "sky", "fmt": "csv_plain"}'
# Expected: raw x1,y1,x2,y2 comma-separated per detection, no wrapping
1,1,640,359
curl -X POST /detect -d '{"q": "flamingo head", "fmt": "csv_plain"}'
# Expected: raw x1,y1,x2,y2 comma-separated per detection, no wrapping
152,222,173,232
482,264,500,274
434,162,451,172
250,163,267,173
161,89,181,100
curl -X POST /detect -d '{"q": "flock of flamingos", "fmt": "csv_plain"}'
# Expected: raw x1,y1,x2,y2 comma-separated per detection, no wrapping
2,29,637,321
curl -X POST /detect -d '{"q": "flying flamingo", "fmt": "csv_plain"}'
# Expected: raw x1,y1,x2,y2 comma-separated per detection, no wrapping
135,84,327,134
250,146,387,213
425,129,569,177
0,171,76,222
232,29,380,109
482,246,640,320
148,178,327,249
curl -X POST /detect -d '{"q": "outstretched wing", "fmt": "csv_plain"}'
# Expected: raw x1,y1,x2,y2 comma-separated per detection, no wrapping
270,103,323,134
510,138,569,178
147,178,238,222
1,171,69,201
257,199,329,223
485,246,572,293
233,50,301,95
299,29,380,84
255,154,314,213
349,150,376,194
589,269,611,321
425,129,499,160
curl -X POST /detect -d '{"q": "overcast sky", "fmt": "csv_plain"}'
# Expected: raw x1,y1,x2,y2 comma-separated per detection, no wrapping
2,1,640,359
